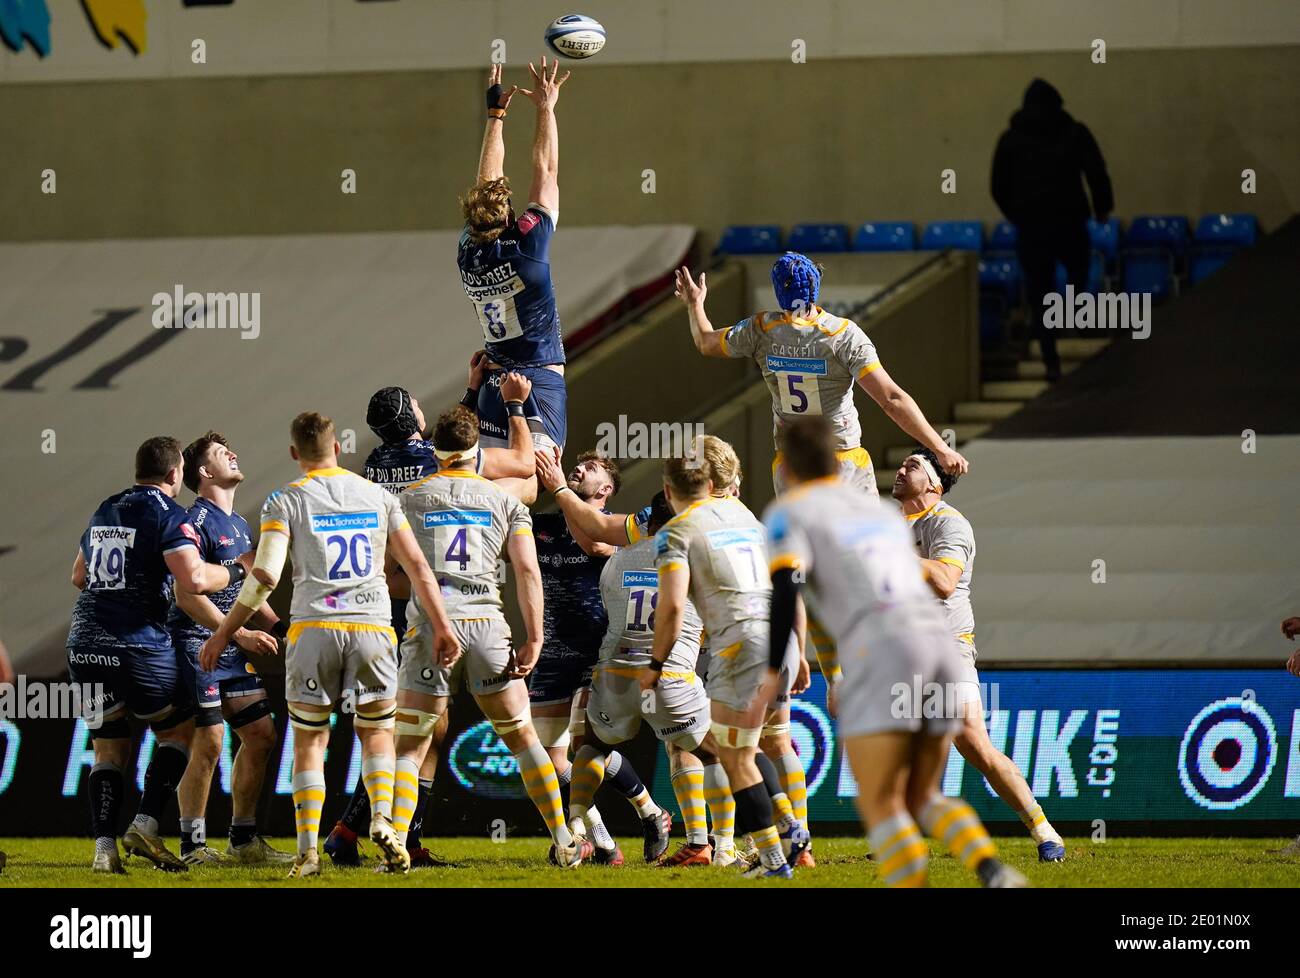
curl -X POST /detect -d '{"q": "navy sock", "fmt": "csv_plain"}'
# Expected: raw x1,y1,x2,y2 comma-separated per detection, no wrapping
732,782,776,835
604,751,647,801
138,742,188,824
341,777,371,833
229,818,257,849
754,751,783,798
406,779,433,850
89,762,124,840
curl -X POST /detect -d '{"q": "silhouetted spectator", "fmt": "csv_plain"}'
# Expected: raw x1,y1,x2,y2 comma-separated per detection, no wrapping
992,79,1113,380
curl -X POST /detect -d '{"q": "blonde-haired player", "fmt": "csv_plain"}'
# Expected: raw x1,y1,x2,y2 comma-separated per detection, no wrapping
640,436,808,877
385,406,592,868
200,412,460,878
763,416,1026,887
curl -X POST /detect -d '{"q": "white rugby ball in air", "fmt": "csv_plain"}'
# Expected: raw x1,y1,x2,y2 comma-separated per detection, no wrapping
544,14,606,59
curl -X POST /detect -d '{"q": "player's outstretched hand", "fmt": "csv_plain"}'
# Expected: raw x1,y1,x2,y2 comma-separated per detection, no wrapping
673,267,707,308
935,445,969,477
1282,617,1300,641
198,634,225,672
486,62,519,113
468,349,489,389
510,638,542,678
234,627,278,658
1287,649,1300,678
501,371,532,404
534,449,566,493
519,56,570,110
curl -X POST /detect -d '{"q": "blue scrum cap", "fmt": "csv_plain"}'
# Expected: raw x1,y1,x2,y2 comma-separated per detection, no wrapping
771,252,822,313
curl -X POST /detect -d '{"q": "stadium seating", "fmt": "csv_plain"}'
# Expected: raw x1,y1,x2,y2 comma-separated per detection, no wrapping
978,257,1020,347
921,220,984,251
787,222,850,253
1189,213,1259,284
716,224,783,254
852,221,915,251
1122,215,1189,299
986,220,1018,253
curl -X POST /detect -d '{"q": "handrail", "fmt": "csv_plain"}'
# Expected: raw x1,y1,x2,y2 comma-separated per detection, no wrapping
844,248,954,323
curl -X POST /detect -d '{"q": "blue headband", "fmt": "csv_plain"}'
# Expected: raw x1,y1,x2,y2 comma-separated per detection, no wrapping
771,252,821,312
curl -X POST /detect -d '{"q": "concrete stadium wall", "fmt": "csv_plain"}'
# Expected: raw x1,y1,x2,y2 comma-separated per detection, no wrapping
1,45,1295,245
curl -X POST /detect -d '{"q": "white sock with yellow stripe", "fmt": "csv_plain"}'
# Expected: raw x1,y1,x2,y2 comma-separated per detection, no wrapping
776,751,808,826
702,762,736,851
919,794,997,874
515,741,572,846
670,766,708,845
291,770,326,856
391,757,420,843
362,754,396,821
869,812,928,887
1018,803,1061,845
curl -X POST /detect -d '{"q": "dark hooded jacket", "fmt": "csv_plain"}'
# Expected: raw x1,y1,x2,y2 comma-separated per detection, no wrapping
991,79,1114,228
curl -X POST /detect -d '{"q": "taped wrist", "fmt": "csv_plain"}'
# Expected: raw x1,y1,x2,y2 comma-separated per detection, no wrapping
237,531,288,610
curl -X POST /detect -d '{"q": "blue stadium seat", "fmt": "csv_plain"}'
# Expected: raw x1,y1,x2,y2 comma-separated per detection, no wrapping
979,257,1021,304
1125,215,1190,258
1088,217,1122,266
787,223,850,253
1194,212,1257,248
1122,252,1175,299
1053,251,1106,295
716,224,783,255
852,221,915,252
921,220,984,252
987,221,1018,252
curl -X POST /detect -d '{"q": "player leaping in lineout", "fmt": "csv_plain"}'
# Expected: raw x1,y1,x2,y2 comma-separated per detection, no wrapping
458,59,571,469
673,254,968,497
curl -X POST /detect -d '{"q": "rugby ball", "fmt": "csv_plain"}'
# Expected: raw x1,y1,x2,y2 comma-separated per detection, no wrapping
544,14,606,60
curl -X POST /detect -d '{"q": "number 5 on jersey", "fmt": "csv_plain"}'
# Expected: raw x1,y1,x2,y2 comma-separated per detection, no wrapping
424,510,493,575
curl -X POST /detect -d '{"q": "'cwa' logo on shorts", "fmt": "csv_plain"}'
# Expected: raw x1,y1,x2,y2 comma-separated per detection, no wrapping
50,908,151,958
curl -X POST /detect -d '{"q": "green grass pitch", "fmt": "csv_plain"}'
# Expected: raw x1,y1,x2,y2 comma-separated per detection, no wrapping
1,837,1296,887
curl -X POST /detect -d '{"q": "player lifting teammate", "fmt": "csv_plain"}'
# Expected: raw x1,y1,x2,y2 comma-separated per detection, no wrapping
385,406,590,868
645,437,808,878
67,436,246,873
458,59,571,456
169,432,291,866
892,448,1066,862
200,412,459,878
764,418,1026,887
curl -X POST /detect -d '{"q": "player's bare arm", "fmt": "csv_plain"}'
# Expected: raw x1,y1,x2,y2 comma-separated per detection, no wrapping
388,524,461,666
174,588,277,657
640,564,688,691
920,557,962,599
71,549,87,589
382,547,411,600
519,56,568,213
857,365,970,475
507,530,544,678
477,62,517,183
674,267,727,358
534,449,630,546
166,545,251,596
199,529,285,669
481,371,537,479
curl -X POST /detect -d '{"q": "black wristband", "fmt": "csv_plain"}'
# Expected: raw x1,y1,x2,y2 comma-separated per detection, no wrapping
647,659,665,672
505,401,526,417
226,562,247,588
460,386,479,410
553,484,574,499
271,620,289,641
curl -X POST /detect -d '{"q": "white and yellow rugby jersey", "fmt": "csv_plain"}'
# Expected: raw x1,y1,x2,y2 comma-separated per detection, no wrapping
763,477,946,647
401,468,531,623
720,305,880,451
598,537,703,672
908,499,976,644
654,495,771,652
259,467,407,627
